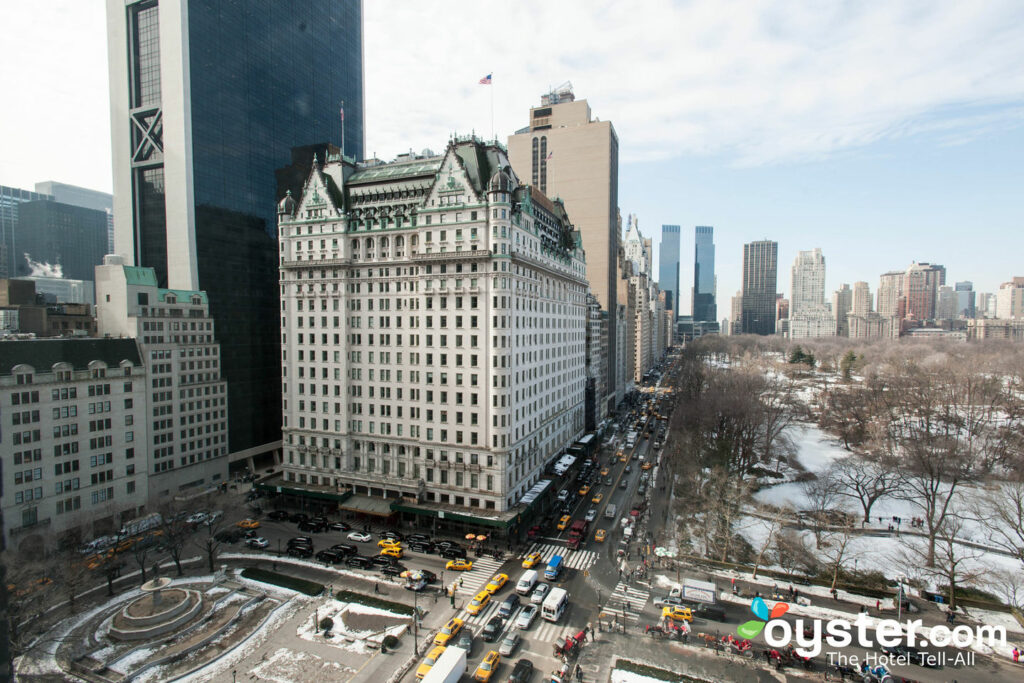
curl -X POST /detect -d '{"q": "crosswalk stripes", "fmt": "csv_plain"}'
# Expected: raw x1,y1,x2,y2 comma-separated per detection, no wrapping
520,542,599,572
603,581,650,623
451,556,503,599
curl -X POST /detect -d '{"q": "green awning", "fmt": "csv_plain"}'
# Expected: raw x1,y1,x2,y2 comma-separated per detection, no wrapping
255,481,353,503
390,502,511,529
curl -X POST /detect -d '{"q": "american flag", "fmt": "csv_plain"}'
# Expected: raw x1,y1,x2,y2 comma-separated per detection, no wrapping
479,73,492,85
339,102,345,122
546,151,554,161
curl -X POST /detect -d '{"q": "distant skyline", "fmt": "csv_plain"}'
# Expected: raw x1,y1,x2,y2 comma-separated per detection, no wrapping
1,1,1022,308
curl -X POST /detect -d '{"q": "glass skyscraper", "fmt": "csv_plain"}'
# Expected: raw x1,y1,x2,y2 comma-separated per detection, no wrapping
107,0,364,462
658,225,680,317
741,240,778,335
693,225,716,322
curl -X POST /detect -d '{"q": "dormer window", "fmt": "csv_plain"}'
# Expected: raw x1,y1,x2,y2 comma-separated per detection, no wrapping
165,294,177,304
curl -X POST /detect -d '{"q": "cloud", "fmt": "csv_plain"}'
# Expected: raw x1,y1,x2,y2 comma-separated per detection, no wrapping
364,0,1024,165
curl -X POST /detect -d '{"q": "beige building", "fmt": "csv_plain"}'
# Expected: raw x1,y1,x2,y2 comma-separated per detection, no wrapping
851,281,872,316
996,277,1024,319
848,312,892,339
967,318,1024,341
508,84,619,411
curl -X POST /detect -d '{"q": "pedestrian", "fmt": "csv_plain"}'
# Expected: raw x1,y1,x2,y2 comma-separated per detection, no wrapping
831,588,838,601
1012,646,1019,663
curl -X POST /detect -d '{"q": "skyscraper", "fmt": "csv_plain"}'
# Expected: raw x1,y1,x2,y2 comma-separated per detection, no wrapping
658,225,680,315
35,181,114,254
693,225,716,322
833,284,852,337
508,83,619,411
790,249,826,315
851,281,872,316
741,240,778,335
1,185,52,279
954,281,975,318
107,0,364,463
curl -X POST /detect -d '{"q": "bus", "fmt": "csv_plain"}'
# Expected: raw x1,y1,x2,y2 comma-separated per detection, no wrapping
544,554,563,580
542,587,569,622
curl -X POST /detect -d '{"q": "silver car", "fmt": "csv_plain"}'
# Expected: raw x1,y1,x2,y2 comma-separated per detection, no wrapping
498,631,521,656
530,582,550,604
585,508,597,522
515,603,539,629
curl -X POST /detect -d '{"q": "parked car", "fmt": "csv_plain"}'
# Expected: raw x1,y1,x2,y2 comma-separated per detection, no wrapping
288,536,314,547
498,632,521,657
440,546,467,560
267,510,290,521
287,545,313,558
481,616,504,642
346,555,372,569
371,555,398,568
348,531,372,543
380,563,407,577
418,569,438,583
288,512,310,523
298,520,326,533
515,603,539,629
214,529,243,543
329,543,358,555
380,530,405,542
408,533,431,544
316,549,344,564
410,542,435,554
436,540,460,551
245,536,269,549
329,521,351,531
187,511,209,526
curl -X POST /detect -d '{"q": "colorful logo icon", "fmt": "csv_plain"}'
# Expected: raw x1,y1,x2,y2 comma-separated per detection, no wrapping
737,596,790,639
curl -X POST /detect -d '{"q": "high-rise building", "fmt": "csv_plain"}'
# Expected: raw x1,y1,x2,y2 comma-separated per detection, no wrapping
904,263,946,321
741,240,778,335
996,278,1024,320
851,281,872,316
936,286,958,321
833,284,852,337
35,181,114,254
1,185,52,280
877,270,905,318
13,200,109,282
507,84,619,411
106,0,365,465
658,225,680,316
693,225,716,323
96,256,228,499
954,281,975,319
977,292,996,318
275,139,587,530
790,249,826,315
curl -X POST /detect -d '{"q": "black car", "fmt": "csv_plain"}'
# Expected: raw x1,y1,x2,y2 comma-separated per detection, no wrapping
508,659,534,683
435,540,460,551
694,603,727,622
268,510,290,521
298,520,326,533
407,533,431,544
497,594,520,619
346,555,372,569
330,543,358,555
880,644,941,668
380,563,407,577
316,549,344,564
410,542,435,554
380,530,404,542
481,615,504,642
288,536,314,548
370,555,397,567
418,569,438,583
289,512,310,523
287,545,313,558
214,529,243,543
329,521,351,532
440,547,467,560
312,515,329,526
455,628,475,656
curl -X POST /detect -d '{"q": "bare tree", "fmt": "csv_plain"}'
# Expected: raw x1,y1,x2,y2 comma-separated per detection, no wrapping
831,457,899,524
2,550,56,656
750,505,790,580
191,506,239,573
901,517,984,610
971,479,1024,567
699,467,754,562
818,527,860,591
776,529,818,579
801,473,841,548
156,502,194,576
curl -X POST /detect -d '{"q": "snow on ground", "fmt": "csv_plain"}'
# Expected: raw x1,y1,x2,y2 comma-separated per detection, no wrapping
251,648,355,683
293,595,409,653
611,667,677,683
205,585,230,597
110,645,156,671
222,552,404,588
344,601,409,617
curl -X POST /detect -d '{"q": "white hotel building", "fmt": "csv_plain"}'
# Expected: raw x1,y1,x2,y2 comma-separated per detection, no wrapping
274,138,588,530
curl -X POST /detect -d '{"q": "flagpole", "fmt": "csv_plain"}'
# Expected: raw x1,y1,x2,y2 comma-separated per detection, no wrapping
490,74,494,142
340,100,346,159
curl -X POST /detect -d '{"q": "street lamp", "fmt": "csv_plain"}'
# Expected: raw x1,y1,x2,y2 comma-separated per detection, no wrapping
895,573,906,624
413,588,420,655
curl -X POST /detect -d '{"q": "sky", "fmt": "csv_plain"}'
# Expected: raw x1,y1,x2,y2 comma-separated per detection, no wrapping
1,0,1022,313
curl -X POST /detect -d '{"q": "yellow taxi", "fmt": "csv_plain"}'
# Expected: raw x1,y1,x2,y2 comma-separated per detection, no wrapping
591,492,604,504
615,449,624,459
467,590,491,615
594,529,607,543
578,484,591,497
600,467,610,477
557,515,572,531
236,518,261,530
620,453,629,463
416,645,446,679
446,559,473,571
434,617,464,645
522,552,543,569
641,462,653,471
474,650,501,682
484,573,508,594
380,546,404,559
662,605,693,622
378,538,402,548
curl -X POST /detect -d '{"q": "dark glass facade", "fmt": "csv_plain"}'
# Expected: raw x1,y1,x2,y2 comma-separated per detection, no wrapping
741,240,778,335
693,225,716,322
14,200,109,282
186,0,363,455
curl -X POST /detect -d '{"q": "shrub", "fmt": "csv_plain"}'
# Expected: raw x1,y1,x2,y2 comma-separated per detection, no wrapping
320,617,334,632
334,589,415,615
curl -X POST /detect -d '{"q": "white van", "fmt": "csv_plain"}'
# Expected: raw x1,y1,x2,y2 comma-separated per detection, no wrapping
516,569,539,595
604,504,617,520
